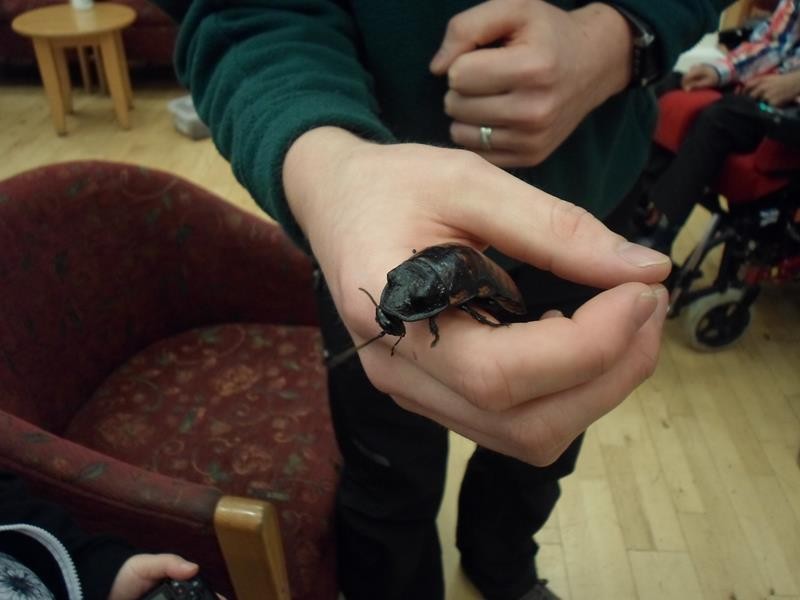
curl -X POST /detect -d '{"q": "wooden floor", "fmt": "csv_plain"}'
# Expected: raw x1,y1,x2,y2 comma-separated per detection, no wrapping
2,81,799,600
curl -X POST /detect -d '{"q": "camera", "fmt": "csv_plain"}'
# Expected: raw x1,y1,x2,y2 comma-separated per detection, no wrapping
140,576,216,600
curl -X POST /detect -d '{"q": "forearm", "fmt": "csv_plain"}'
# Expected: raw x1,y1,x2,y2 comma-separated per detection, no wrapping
571,4,632,101
167,1,394,245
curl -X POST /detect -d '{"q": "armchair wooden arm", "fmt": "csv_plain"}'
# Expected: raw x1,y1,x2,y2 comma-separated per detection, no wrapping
215,496,291,600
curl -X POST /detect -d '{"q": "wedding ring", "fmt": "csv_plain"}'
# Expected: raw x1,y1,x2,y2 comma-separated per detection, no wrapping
479,125,493,151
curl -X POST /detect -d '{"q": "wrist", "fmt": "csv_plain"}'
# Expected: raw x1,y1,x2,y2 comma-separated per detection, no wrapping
571,3,634,103
283,127,374,240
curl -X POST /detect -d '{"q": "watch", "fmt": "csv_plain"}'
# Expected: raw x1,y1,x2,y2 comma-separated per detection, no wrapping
607,4,661,88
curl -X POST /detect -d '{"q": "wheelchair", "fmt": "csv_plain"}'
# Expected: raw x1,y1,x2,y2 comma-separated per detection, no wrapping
639,89,800,351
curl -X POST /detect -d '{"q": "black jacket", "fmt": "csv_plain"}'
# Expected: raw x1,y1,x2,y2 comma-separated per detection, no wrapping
0,472,136,600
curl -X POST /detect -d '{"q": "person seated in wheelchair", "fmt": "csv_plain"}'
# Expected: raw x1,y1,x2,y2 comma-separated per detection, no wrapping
637,0,800,256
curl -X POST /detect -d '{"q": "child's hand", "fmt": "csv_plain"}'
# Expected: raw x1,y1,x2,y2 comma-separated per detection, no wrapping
743,71,800,107
108,554,225,600
682,64,720,90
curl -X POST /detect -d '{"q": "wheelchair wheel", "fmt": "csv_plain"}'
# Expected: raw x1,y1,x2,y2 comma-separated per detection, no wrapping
681,288,751,351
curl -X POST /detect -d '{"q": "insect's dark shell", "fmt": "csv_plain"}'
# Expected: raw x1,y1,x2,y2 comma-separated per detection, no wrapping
379,243,526,322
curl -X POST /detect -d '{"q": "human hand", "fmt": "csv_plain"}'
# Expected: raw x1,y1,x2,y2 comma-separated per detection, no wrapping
681,64,720,91
742,71,800,106
285,127,670,465
109,554,225,600
429,0,633,167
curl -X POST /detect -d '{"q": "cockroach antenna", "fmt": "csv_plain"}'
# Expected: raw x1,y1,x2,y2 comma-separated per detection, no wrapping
326,331,386,369
325,288,386,369
358,287,379,307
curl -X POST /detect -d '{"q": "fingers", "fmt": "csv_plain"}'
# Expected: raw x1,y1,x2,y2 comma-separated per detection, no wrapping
440,160,672,288
127,554,199,582
682,73,705,90
430,0,524,73
446,46,542,96
741,77,758,92
681,65,718,91
445,91,509,126
742,77,764,97
445,88,565,166
449,121,559,167
389,282,665,412
373,285,668,466
451,122,520,151
743,77,786,105
445,90,555,130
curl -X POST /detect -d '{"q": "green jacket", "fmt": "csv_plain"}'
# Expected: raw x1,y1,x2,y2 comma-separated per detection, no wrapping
155,1,728,245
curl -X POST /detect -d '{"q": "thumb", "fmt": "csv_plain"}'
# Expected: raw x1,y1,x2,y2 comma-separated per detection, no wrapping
451,162,672,288
430,0,523,73
131,554,199,582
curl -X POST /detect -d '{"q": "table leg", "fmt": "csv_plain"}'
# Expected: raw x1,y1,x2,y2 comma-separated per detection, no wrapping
53,46,73,114
31,38,67,135
113,31,133,108
77,46,92,93
93,44,108,95
99,33,130,129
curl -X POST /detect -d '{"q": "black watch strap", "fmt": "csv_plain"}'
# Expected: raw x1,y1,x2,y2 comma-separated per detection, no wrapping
608,4,661,88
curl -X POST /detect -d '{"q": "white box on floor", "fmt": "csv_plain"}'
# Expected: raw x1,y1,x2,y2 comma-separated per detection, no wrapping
167,95,211,140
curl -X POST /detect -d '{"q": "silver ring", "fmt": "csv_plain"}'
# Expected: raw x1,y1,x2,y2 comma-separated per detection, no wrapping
479,125,493,151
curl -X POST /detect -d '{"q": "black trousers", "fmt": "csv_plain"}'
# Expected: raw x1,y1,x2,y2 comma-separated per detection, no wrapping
315,263,601,600
649,93,769,227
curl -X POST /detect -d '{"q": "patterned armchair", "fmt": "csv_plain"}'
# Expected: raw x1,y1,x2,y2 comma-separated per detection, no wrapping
0,161,339,600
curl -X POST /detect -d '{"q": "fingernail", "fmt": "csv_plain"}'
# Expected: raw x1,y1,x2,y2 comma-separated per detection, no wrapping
633,288,660,328
617,242,671,268
650,283,670,317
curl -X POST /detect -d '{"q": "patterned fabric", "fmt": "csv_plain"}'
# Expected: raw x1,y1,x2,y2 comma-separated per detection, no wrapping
0,553,53,600
65,322,337,600
712,0,800,84
0,160,317,433
0,161,336,600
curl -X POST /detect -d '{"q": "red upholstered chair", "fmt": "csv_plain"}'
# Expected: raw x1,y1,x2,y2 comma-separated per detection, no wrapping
0,161,339,600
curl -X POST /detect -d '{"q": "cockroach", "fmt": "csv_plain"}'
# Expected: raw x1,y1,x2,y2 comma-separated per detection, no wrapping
326,243,526,368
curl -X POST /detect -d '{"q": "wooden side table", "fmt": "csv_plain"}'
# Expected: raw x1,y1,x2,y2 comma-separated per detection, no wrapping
12,3,136,135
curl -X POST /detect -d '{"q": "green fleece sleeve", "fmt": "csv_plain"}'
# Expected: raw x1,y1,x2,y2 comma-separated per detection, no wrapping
160,0,395,246
603,1,734,74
